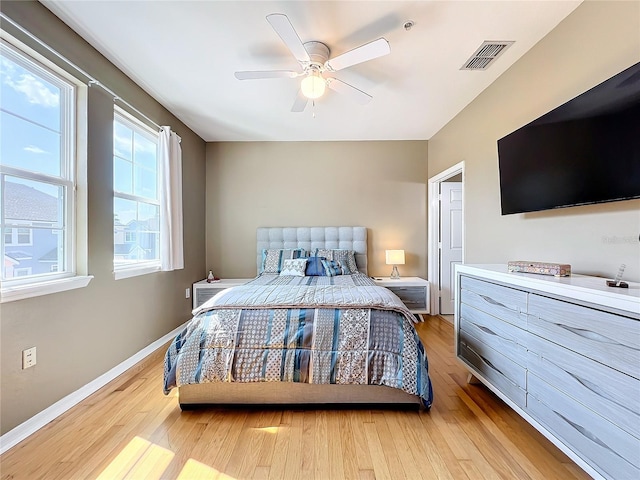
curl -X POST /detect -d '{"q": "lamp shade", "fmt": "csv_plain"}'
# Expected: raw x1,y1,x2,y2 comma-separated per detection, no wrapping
385,250,405,265
301,71,326,99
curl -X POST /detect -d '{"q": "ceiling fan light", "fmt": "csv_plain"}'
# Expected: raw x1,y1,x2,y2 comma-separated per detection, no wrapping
301,72,326,99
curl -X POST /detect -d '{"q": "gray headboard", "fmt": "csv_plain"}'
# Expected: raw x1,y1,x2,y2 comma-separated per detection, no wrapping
257,227,368,275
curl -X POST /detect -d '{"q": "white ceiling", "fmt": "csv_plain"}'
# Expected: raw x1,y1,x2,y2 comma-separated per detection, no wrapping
41,1,582,142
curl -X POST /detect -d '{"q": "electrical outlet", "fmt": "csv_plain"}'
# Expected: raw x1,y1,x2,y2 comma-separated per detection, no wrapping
185,288,190,299
22,347,36,369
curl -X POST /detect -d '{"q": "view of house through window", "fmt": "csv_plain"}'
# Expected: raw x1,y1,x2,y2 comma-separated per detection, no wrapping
113,108,160,271
0,39,75,284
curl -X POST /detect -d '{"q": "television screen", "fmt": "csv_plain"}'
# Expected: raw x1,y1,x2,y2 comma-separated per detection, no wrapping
497,62,640,215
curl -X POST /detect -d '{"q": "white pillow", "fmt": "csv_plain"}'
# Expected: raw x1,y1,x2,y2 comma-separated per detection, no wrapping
279,258,308,277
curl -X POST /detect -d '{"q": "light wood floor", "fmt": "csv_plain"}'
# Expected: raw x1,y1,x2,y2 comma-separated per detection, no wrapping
0,316,590,480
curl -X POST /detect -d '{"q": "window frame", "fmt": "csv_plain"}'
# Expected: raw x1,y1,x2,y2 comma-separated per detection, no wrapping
0,33,91,303
113,106,161,280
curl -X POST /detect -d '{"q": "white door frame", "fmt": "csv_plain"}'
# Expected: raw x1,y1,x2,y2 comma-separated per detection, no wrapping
427,161,465,315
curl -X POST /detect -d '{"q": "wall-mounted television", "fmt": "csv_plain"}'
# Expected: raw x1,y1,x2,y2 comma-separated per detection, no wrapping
497,62,640,215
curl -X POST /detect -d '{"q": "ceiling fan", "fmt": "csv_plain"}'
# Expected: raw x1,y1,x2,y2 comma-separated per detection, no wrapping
234,13,391,112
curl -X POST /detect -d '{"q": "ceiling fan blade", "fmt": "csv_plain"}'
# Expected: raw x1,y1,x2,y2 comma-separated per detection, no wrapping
326,78,372,105
266,13,311,64
234,70,298,80
325,38,390,71
291,89,308,112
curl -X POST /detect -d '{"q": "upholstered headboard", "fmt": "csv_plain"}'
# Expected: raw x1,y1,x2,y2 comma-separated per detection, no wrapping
257,227,368,275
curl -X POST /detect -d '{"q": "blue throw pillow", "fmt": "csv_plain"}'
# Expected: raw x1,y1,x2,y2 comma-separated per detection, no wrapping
321,259,349,277
305,256,326,276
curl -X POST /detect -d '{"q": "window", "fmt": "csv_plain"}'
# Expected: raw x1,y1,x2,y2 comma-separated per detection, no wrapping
4,227,33,246
1,38,76,288
17,227,31,244
113,108,160,276
13,268,32,277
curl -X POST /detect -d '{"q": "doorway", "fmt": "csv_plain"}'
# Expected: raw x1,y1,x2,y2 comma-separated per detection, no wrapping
427,162,465,318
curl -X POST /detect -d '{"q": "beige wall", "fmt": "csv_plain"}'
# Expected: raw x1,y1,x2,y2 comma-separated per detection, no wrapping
428,1,640,281
206,141,428,278
0,1,206,434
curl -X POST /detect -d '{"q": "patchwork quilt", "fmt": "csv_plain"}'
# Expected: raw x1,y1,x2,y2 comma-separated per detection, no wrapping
164,273,433,407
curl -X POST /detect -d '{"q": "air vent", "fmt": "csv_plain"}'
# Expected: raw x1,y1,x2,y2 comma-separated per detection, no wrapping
461,41,514,70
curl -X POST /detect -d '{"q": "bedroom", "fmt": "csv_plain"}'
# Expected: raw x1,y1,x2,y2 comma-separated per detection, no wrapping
1,1,638,479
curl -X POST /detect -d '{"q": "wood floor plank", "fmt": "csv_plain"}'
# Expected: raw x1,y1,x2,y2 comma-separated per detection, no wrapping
348,410,375,472
338,410,360,479
311,409,329,480
326,410,346,479
209,410,249,474
255,411,281,469
159,420,207,479
363,421,394,480
372,411,407,479
358,469,376,480
267,421,291,480
394,411,450,480
282,411,303,480
252,465,271,480
0,316,592,480
382,411,426,480
184,409,233,468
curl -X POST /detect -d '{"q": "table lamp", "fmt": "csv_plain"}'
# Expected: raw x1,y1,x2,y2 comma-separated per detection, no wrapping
385,250,405,279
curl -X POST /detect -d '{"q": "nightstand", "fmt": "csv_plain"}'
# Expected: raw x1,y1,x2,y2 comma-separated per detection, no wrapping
372,277,430,315
192,278,250,310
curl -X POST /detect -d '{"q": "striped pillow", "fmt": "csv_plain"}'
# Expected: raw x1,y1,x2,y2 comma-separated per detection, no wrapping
321,259,350,277
313,249,358,274
261,248,306,273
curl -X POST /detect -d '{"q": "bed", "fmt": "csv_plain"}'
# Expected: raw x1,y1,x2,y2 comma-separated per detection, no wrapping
164,226,433,409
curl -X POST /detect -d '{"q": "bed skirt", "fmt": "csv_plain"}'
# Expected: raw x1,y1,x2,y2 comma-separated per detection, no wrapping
178,382,423,409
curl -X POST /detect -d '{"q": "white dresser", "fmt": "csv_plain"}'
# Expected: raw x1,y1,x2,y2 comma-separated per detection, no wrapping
455,264,639,480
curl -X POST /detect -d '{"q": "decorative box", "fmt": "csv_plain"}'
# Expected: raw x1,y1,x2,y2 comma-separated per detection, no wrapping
508,261,571,277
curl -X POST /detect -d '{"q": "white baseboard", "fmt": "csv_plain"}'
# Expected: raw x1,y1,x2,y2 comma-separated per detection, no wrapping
0,323,185,455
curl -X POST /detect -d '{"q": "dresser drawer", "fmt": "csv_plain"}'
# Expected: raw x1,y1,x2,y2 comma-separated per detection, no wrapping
528,294,640,379
460,275,528,328
458,329,526,408
459,303,527,367
527,373,640,480
528,334,640,440
386,286,427,310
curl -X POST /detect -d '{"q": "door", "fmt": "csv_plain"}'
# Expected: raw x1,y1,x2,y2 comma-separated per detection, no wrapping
440,182,463,315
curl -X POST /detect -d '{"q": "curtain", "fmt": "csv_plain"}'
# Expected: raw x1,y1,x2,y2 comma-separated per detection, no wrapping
158,127,184,271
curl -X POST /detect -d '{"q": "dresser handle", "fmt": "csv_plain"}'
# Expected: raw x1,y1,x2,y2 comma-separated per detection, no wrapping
566,370,634,415
554,410,626,462
477,325,498,336
555,323,639,351
479,294,509,310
